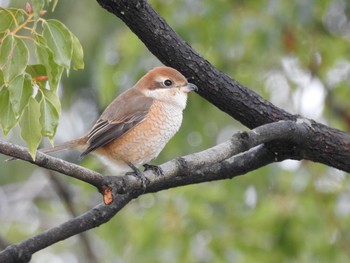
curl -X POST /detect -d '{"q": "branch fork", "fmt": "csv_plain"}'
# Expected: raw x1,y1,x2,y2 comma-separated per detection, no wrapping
0,119,337,262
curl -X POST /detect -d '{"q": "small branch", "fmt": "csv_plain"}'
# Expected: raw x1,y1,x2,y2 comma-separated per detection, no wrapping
48,171,99,263
0,193,134,263
0,140,105,190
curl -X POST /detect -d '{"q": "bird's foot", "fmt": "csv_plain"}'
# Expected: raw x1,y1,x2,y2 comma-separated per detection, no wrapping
126,163,149,189
143,164,164,176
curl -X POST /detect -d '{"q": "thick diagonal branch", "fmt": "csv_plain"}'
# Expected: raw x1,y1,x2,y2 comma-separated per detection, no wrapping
96,0,350,172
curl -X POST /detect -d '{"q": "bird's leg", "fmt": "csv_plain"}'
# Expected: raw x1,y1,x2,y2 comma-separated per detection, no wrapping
143,164,164,176
126,162,149,189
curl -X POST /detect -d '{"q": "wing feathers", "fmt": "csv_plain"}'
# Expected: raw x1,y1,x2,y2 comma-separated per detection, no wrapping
81,112,147,157
80,89,154,158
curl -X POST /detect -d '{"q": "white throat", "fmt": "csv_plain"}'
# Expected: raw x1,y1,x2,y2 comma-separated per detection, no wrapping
144,88,188,110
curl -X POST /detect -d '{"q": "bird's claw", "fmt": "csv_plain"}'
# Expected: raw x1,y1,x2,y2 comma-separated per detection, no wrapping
126,163,150,190
143,164,164,176
135,170,149,189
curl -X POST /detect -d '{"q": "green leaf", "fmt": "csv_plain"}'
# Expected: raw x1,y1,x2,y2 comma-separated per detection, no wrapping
40,89,60,140
71,33,84,70
0,35,29,84
43,19,73,68
26,64,48,90
0,8,24,33
26,64,47,77
8,74,33,118
20,97,42,160
42,88,61,114
35,36,64,91
0,87,17,136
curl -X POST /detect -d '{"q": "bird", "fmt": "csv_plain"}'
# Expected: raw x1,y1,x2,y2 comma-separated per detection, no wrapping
41,66,197,184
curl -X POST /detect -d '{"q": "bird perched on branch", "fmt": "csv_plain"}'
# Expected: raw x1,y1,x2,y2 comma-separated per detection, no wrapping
42,66,197,184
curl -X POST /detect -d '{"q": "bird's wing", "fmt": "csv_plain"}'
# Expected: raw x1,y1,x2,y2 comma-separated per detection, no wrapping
80,89,154,157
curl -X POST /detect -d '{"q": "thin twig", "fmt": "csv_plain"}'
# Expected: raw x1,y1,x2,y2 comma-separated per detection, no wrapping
1,141,104,190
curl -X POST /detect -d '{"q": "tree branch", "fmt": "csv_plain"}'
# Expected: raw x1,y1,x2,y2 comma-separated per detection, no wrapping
0,193,133,263
0,120,308,196
95,0,350,172
47,171,99,263
1,140,104,190
0,120,316,262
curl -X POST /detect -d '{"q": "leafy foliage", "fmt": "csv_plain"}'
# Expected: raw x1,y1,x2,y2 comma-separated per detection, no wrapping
0,2,83,158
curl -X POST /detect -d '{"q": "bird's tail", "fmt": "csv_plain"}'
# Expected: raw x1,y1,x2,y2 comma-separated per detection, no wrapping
5,137,88,162
40,137,88,154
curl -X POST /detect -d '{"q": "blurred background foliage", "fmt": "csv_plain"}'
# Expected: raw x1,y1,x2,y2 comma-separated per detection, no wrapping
1,0,350,262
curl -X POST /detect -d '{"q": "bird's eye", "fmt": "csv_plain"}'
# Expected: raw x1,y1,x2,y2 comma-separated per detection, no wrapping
163,79,173,87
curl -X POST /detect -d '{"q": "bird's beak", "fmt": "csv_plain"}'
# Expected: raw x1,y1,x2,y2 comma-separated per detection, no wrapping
181,82,198,93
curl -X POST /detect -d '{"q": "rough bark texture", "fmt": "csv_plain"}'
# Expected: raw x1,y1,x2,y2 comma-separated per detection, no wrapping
96,0,350,172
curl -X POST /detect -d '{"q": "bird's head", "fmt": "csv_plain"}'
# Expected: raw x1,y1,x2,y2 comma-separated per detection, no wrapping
136,66,197,109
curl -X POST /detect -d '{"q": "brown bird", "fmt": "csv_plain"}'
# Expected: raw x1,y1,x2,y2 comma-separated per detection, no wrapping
42,66,197,183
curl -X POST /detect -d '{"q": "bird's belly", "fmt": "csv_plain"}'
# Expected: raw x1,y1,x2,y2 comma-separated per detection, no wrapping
98,103,183,171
